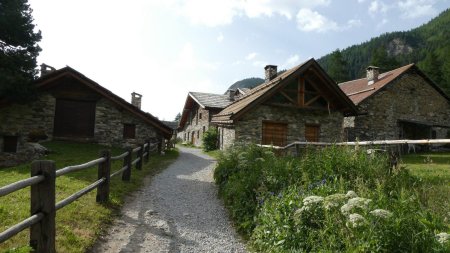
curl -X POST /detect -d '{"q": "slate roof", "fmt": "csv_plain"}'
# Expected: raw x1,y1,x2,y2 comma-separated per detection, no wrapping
31,66,173,139
339,63,450,105
189,92,233,109
212,58,358,124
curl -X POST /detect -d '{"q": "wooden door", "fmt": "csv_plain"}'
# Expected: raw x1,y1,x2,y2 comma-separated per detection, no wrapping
54,99,96,138
262,122,288,146
305,125,320,142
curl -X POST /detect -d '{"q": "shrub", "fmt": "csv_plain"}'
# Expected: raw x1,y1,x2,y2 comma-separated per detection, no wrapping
202,127,218,151
214,144,449,251
251,186,449,252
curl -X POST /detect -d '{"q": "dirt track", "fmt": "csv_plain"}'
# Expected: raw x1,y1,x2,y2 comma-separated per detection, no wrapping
90,146,247,253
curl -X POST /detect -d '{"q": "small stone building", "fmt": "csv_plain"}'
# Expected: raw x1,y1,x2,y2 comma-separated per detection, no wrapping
211,59,358,150
0,65,172,166
177,92,235,146
339,64,450,141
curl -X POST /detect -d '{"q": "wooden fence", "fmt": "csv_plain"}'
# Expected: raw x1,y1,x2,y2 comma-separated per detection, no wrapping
259,139,450,156
0,140,162,252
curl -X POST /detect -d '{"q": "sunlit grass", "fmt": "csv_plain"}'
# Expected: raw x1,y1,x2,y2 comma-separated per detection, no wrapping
401,151,450,227
0,141,178,253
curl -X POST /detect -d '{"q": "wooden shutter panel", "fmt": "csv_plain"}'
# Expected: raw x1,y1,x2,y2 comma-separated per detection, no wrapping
123,124,136,139
262,122,287,146
305,125,320,142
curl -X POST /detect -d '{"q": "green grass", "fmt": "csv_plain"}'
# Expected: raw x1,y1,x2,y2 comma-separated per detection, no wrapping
401,151,450,227
0,141,178,253
203,149,221,159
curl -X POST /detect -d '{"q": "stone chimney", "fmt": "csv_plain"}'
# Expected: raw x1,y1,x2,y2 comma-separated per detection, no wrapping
226,89,235,101
131,92,142,109
40,63,56,76
264,65,277,82
366,66,379,85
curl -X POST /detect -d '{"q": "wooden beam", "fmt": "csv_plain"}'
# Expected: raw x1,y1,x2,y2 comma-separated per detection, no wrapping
298,77,305,106
304,95,322,106
279,91,296,105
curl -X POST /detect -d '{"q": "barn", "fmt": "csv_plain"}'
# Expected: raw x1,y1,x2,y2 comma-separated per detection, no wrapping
0,65,172,166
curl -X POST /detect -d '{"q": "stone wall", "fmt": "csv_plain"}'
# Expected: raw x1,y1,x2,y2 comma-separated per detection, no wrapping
177,106,215,147
218,126,235,150
0,93,56,152
219,104,344,149
346,70,450,141
95,98,161,147
0,92,162,155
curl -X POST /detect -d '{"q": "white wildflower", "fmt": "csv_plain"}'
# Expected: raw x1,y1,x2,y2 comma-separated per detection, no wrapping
341,203,353,216
255,157,265,162
324,193,347,210
436,232,450,244
370,209,393,219
347,213,366,228
346,191,358,199
303,196,324,206
341,197,371,216
298,196,324,212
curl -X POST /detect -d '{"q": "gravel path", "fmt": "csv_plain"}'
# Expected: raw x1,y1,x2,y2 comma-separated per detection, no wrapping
90,147,247,253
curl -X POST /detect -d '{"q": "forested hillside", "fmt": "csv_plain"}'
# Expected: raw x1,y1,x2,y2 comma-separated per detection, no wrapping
318,8,450,94
227,77,264,91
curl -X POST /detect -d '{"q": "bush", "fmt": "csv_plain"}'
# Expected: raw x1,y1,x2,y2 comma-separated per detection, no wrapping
252,186,449,252
214,144,450,251
202,127,218,151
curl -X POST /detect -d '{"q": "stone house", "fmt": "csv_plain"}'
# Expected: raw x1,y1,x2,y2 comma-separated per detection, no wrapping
211,59,358,150
0,65,172,165
177,92,234,146
339,64,450,141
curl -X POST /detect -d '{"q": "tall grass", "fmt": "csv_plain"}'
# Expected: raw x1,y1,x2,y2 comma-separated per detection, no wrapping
0,141,178,253
214,144,450,252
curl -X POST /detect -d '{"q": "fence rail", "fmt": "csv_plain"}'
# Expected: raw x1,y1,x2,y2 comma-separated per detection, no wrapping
0,139,162,252
260,139,450,150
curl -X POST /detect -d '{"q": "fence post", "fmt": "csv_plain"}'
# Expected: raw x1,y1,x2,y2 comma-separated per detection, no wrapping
145,140,150,163
96,150,111,203
30,160,56,253
122,148,132,181
157,139,162,154
136,144,144,170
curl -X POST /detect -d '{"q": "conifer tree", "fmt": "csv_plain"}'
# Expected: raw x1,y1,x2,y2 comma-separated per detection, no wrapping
328,49,349,83
0,0,42,102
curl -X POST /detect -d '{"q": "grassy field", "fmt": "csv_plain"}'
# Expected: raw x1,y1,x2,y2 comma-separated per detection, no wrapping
0,141,178,253
401,151,450,227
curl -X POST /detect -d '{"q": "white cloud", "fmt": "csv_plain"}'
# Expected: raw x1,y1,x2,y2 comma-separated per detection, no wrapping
378,18,389,28
296,8,338,32
281,54,301,69
167,0,332,27
346,19,363,28
368,1,390,16
217,33,224,42
252,60,268,67
246,52,258,60
357,0,367,3
398,0,437,19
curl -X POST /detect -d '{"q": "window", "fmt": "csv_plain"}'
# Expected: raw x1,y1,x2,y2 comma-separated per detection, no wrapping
202,126,206,133
3,136,18,153
197,130,200,138
199,113,202,120
262,122,288,146
305,124,320,142
123,124,136,139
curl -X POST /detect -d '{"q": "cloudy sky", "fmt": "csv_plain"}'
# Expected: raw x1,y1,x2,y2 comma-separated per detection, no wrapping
28,0,449,120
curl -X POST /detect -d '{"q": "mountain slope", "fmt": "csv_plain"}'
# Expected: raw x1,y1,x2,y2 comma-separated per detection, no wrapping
227,77,264,91
318,9,450,94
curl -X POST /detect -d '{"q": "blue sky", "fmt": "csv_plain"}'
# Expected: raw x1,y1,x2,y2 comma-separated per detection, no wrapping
28,0,449,120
